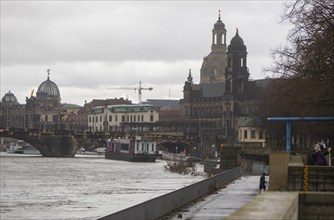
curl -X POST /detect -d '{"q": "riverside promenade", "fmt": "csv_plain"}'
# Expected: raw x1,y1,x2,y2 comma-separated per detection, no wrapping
165,175,262,220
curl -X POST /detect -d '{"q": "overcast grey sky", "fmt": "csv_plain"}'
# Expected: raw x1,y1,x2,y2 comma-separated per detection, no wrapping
1,0,292,106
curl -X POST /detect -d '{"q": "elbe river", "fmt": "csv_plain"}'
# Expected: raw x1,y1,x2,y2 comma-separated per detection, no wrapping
0,152,204,220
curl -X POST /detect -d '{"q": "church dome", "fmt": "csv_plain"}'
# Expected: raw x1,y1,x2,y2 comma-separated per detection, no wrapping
1,90,18,104
230,29,244,46
36,74,61,100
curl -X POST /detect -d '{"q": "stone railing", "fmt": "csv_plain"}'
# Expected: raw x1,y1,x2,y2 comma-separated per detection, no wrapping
98,167,242,220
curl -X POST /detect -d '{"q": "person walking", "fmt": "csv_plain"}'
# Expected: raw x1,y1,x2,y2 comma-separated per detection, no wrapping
259,173,267,194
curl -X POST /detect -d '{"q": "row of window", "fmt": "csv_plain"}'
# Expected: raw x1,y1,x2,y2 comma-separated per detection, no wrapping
136,143,155,152
110,142,155,152
89,114,155,123
243,130,264,139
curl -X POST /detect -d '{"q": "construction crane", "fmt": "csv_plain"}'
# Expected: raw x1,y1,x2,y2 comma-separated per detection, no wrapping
108,81,153,104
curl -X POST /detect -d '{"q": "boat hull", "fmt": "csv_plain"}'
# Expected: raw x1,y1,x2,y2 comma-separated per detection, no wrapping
105,152,157,162
6,149,24,154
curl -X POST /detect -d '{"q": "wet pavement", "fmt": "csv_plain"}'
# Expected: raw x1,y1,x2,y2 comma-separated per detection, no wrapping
166,175,263,220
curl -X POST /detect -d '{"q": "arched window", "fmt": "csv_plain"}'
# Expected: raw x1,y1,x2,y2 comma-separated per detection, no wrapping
213,33,217,44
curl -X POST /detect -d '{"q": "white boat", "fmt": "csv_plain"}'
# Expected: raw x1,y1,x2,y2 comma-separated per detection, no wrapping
22,144,40,155
6,141,24,154
6,140,40,155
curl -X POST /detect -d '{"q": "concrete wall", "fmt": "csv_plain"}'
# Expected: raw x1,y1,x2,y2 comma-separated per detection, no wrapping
286,154,334,192
288,165,334,192
226,192,334,220
98,167,242,220
269,152,290,190
299,192,334,220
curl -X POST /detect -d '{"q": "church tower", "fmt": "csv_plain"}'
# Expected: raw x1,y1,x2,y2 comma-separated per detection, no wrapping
225,28,249,98
200,11,227,84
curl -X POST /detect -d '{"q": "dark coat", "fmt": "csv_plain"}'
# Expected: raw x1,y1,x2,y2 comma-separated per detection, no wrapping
315,151,327,166
259,175,266,189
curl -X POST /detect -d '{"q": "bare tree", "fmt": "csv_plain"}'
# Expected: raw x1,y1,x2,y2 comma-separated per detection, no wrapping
260,0,334,148
269,0,334,110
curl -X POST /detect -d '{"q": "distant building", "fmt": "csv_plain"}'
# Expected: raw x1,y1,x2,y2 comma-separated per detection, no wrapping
180,13,268,145
0,69,137,132
237,117,266,146
85,98,132,109
0,72,72,130
144,99,181,122
157,106,181,122
66,98,132,131
0,91,25,129
88,104,159,132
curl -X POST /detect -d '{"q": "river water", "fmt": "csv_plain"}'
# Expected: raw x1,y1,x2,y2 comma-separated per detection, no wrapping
0,152,205,220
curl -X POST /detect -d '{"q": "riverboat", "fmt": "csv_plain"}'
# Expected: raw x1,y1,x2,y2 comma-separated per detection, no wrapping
105,137,159,162
6,140,40,155
22,144,40,155
6,141,24,154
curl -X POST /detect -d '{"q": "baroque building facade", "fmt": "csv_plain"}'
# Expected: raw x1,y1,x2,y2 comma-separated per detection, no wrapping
180,14,266,145
88,104,159,132
0,71,135,132
0,71,82,131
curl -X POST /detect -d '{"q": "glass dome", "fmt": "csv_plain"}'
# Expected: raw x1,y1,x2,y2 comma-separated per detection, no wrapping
36,75,61,100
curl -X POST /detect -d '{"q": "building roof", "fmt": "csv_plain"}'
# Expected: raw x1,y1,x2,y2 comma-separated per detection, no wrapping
237,116,263,127
90,104,155,114
214,11,225,29
109,104,155,113
88,98,131,107
230,29,244,46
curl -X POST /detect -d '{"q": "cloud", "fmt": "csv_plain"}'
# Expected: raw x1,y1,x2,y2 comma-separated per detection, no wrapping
1,1,292,105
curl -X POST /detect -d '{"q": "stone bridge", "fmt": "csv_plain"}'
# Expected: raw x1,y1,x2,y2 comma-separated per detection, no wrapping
1,129,78,157
0,129,199,157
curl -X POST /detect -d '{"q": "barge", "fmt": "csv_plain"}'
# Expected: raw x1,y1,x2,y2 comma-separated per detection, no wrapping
105,137,159,162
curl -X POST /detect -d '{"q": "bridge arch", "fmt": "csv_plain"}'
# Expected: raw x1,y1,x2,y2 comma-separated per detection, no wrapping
1,129,77,157
157,139,197,155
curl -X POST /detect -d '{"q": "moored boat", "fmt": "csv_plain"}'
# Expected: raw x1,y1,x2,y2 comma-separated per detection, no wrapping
6,141,24,154
105,136,159,162
6,140,40,154
22,144,40,155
